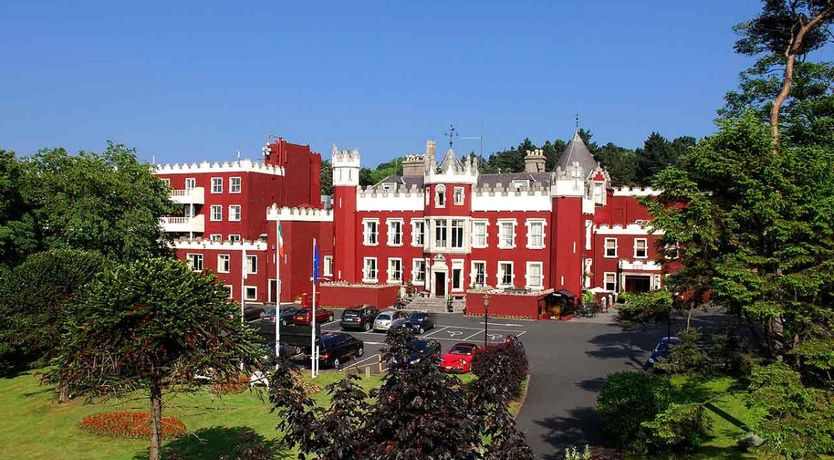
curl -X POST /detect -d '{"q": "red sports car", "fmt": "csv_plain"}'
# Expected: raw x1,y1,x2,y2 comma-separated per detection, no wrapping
293,308,335,326
440,342,482,374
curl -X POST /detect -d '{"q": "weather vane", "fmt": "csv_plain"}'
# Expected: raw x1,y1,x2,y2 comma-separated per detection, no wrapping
444,124,458,148
575,112,580,131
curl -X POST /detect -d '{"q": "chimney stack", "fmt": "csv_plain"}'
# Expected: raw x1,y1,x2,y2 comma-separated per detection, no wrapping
524,149,546,173
425,139,437,161
402,154,425,177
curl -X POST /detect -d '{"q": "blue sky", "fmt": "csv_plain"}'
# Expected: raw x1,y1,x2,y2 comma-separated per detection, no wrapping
2,1,830,167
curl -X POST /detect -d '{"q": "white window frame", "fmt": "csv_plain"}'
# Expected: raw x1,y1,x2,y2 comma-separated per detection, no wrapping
453,187,464,205
323,256,333,277
526,219,546,249
246,255,258,274
604,238,618,258
229,177,242,193
229,205,242,222
244,286,257,301
387,219,404,247
593,182,605,204
452,259,465,291
224,284,233,299
217,254,231,273
160,178,170,187
634,238,648,259
387,258,403,283
471,220,488,248
210,205,222,222
363,219,379,246
497,261,515,288
525,261,544,289
435,184,446,208
450,219,465,249
411,219,425,247
186,253,203,271
209,234,222,242
229,234,241,242
211,177,223,193
434,219,447,248
604,272,617,291
185,177,196,190
471,260,487,288
363,257,378,283
412,259,426,283
497,219,517,249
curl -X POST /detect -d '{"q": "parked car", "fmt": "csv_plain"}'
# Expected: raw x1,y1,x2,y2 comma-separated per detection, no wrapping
389,311,434,335
317,332,364,368
645,336,680,369
260,307,304,326
440,342,482,374
340,305,380,331
391,339,439,366
373,309,408,332
293,307,335,326
243,305,264,322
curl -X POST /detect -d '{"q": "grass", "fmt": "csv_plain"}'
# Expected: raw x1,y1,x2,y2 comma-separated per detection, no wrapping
0,368,527,459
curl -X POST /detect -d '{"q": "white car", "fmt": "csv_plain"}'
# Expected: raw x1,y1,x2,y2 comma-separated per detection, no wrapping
373,309,407,332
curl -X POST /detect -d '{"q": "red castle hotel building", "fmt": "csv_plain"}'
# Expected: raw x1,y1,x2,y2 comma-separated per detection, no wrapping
154,131,670,319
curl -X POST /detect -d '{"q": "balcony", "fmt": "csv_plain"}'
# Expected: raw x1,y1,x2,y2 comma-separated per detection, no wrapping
160,215,205,233
169,187,205,204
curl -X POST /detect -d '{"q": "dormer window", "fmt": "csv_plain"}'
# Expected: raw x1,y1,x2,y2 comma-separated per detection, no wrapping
593,182,604,204
435,184,446,207
381,183,394,192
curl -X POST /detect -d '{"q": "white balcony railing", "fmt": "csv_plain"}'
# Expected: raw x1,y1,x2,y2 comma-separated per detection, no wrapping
169,187,205,204
160,214,205,233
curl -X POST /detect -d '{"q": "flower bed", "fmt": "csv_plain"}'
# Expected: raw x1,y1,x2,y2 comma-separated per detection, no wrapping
79,411,186,439
209,381,247,395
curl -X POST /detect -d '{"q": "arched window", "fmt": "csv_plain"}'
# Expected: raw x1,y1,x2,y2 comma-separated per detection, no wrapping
435,184,446,207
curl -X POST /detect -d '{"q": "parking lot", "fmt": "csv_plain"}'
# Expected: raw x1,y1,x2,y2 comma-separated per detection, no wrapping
319,312,530,373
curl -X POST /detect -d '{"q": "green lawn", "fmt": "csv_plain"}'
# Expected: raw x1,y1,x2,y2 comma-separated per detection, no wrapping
0,368,526,459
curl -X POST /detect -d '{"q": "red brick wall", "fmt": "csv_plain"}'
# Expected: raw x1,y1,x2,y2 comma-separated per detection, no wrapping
318,284,400,309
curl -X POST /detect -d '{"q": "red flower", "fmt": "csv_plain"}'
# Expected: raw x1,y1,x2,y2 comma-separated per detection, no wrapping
80,411,186,439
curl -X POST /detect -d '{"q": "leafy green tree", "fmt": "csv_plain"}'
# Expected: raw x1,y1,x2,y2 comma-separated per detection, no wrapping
733,0,834,150
48,258,261,460
0,149,37,270
595,142,637,186
487,138,535,173
648,113,834,385
0,249,109,368
635,133,694,183
722,56,834,148
369,157,404,183
746,362,834,457
597,371,674,453
20,142,176,262
320,159,333,196
358,167,375,187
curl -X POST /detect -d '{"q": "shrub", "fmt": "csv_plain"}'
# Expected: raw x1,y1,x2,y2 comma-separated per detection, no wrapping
642,402,712,452
471,338,529,399
596,371,673,453
80,411,186,439
653,328,710,375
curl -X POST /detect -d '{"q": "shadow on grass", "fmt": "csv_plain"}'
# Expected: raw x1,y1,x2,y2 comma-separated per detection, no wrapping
534,406,603,460
133,426,291,460
0,361,31,379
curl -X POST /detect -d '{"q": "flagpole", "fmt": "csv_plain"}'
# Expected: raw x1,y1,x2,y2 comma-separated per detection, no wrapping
275,219,281,358
241,248,247,326
311,238,317,378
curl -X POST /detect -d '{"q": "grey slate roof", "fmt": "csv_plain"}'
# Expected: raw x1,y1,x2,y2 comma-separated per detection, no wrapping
556,132,598,178
376,172,552,188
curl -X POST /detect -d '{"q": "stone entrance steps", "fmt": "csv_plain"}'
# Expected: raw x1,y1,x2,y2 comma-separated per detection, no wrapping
402,296,466,314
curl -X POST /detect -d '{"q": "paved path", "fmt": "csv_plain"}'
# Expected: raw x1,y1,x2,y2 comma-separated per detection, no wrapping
515,319,661,459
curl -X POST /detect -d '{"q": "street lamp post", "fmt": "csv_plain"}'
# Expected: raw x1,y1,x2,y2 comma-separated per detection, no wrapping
483,294,490,348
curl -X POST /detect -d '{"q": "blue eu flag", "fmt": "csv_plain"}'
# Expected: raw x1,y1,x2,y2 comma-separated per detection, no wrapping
312,239,320,283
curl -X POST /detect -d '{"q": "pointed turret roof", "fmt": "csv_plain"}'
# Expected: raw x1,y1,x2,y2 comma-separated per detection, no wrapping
556,131,598,178
439,147,463,172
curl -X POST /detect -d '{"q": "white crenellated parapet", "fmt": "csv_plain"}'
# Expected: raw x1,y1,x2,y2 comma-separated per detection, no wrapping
594,222,664,235
170,237,268,251
424,148,479,185
357,184,424,211
266,205,334,222
331,144,361,187
154,159,284,176
612,186,661,197
472,184,551,212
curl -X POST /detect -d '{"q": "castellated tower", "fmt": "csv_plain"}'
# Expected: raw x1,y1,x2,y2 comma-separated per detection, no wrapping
331,145,361,282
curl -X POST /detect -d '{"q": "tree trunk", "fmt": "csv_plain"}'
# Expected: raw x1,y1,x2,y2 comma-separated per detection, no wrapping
58,379,69,403
686,302,694,331
148,379,163,460
770,52,796,152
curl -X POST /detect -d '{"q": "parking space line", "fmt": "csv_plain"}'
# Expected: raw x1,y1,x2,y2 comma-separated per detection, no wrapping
516,330,527,337
422,326,449,338
350,353,379,368
462,330,483,340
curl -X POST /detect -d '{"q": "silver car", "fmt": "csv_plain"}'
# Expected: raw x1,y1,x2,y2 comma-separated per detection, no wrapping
373,309,407,332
